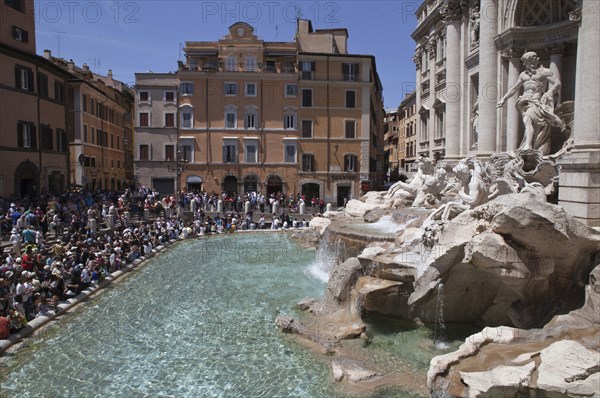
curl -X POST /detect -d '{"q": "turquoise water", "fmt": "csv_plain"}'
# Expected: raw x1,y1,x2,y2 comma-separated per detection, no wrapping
0,234,459,397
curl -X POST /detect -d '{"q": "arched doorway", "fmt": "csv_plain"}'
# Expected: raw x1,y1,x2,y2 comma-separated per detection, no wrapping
186,175,203,192
14,160,39,198
266,175,283,197
223,175,238,195
243,174,258,193
301,183,320,203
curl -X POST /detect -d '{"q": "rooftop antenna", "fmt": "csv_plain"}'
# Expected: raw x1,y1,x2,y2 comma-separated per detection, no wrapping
55,31,65,57
275,25,278,40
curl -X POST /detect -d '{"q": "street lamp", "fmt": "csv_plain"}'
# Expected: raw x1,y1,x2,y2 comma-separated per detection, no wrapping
168,148,189,194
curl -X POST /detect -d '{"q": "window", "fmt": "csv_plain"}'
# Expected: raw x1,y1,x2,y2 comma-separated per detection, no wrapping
245,83,257,97
165,145,175,161
139,112,149,127
301,120,313,138
55,82,64,103
302,154,315,171
301,89,312,107
282,61,295,73
345,90,356,108
90,98,95,116
41,126,53,150
345,120,356,139
38,73,48,98
245,56,257,72
117,136,120,150
437,35,446,62
421,113,429,141
284,142,297,163
180,82,193,96
164,90,175,103
244,110,257,129
139,144,149,160
344,154,357,172
343,63,359,81
111,133,114,148
91,157,96,167
83,125,88,142
165,113,175,127
18,122,35,148
15,65,33,91
264,60,276,72
226,55,237,71
224,82,238,96
91,126,95,144
5,0,23,12
285,84,297,97
56,129,67,152
139,91,149,102
300,61,315,80
12,26,28,42
181,107,193,128
244,142,258,163
82,95,88,112
435,109,445,139
225,111,237,128
284,113,296,129
223,141,237,163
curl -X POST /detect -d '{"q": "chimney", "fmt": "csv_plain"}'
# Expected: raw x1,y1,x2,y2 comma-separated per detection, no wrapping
67,59,75,73
82,63,90,72
107,69,113,80
43,49,52,60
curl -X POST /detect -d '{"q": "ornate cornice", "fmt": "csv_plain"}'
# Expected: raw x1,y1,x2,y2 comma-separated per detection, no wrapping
568,8,582,23
500,48,523,61
427,37,437,58
439,0,465,23
495,21,579,53
413,53,422,69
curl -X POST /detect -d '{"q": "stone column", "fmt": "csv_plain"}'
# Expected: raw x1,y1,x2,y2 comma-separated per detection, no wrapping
477,0,499,155
443,17,462,160
502,49,522,151
546,44,565,104
558,1,600,227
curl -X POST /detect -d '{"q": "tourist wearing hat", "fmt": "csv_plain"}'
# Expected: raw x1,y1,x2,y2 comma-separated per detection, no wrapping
9,227,21,256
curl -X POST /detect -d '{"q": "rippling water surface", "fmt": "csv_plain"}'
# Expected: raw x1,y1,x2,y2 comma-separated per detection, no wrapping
0,234,454,398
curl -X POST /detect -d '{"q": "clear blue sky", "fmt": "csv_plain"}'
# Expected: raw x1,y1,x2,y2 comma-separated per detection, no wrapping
35,0,419,108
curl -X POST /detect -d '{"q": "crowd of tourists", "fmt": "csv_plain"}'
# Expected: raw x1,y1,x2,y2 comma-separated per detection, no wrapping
0,188,313,339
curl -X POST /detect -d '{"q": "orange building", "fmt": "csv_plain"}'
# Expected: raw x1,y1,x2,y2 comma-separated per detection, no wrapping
0,0,70,197
134,20,385,205
45,54,135,192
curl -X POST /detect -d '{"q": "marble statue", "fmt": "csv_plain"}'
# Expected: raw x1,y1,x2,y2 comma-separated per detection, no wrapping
470,100,479,149
427,157,488,221
386,156,447,207
470,5,480,47
497,51,565,156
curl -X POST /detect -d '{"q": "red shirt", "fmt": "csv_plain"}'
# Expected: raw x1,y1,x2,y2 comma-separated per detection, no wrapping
0,317,10,339
21,254,34,271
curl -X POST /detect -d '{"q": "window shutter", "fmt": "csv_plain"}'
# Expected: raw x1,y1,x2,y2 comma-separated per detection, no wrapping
17,122,23,147
222,145,227,162
27,70,33,92
22,30,29,43
355,64,359,79
342,63,348,76
30,124,37,149
15,65,21,88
